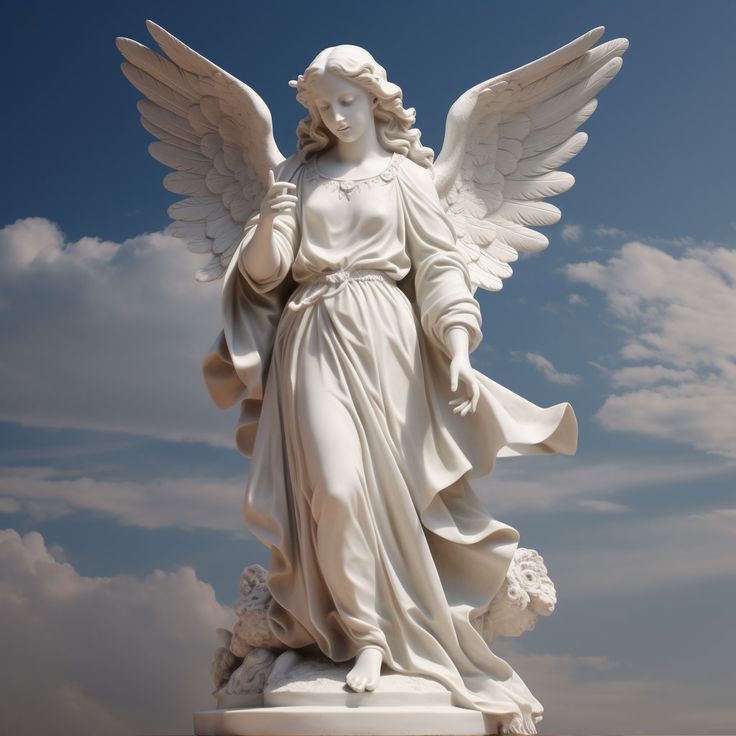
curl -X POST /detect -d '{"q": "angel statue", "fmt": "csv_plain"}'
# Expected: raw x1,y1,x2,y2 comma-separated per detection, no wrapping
117,22,626,735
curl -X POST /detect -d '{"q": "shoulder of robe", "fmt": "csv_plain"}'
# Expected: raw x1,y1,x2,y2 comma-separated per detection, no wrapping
275,152,307,183
398,156,437,194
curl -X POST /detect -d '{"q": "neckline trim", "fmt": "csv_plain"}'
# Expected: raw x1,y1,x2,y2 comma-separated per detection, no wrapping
313,152,400,183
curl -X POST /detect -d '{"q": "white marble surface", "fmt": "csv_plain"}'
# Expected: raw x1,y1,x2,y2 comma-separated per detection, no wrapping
117,20,626,735
194,705,497,736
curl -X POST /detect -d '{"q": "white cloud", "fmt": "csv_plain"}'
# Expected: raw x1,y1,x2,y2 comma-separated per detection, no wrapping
549,509,736,597
574,499,630,513
567,292,586,306
3,528,734,736
0,217,235,447
594,224,627,239
0,528,232,736
0,466,246,532
19,452,720,534
611,364,698,388
521,352,580,385
566,241,736,456
475,455,735,515
692,507,736,534
593,224,703,251
561,223,582,242
0,497,22,513
482,458,736,595
493,642,736,735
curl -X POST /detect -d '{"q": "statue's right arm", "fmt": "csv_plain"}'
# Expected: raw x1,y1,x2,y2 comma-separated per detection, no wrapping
239,172,299,291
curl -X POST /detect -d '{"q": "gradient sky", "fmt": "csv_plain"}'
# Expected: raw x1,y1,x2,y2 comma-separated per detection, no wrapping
1,2,735,734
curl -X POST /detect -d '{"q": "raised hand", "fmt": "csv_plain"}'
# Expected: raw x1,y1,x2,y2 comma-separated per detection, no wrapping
260,170,298,222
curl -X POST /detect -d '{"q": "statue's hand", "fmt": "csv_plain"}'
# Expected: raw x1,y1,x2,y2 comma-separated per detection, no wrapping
449,356,480,416
260,170,298,223
447,327,480,417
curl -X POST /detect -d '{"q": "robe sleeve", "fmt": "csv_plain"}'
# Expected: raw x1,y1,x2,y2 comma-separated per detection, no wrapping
237,208,299,294
201,154,304,458
397,159,483,357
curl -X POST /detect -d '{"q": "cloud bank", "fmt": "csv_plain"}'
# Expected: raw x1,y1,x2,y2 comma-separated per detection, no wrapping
0,465,245,531
494,641,736,735
567,241,736,456
4,527,735,736
0,217,234,446
0,528,232,736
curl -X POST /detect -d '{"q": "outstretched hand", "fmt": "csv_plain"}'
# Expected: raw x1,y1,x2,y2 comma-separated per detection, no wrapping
449,356,480,416
447,327,480,417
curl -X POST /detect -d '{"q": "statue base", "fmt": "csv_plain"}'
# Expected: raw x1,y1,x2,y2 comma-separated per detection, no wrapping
193,704,495,736
197,651,496,735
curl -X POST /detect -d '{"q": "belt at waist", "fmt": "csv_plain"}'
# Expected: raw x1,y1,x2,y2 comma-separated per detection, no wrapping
287,269,396,311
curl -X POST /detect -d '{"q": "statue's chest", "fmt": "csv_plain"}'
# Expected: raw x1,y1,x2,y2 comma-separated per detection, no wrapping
301,177,397,242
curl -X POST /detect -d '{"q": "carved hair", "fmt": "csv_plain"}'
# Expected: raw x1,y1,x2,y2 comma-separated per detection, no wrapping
290,46,433,168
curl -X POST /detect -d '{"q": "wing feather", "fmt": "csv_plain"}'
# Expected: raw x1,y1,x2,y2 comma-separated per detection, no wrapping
205,168,236,195
530,58,623,129
212,221,245,254
434,28,626,291
140,118,201,153
514,132,588,178
206,211,239,242
522,100,597,155
503,172,575,200
169,221,205,239
163,171,212,197
494,200,562,228
149,142,211,174
117,38,199,100
137,100,200,145
120,63,192,118
518,39,628,107
117,22,285,282
168,197,224,222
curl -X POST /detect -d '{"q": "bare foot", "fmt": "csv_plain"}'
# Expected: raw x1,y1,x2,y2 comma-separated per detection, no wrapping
346,646,382,692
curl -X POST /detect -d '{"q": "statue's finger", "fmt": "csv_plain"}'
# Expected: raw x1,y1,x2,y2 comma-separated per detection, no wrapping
450,364,459,392
271,194,299,205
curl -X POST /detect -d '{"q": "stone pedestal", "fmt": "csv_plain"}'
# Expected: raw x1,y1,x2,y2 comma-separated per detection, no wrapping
194,653,495,735
193,704,495,736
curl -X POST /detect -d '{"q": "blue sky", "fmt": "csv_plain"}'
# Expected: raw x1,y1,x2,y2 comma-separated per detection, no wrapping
1,2,735,734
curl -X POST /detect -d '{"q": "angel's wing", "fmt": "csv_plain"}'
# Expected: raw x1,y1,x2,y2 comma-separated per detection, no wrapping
433,27,627,292
116,21,285,281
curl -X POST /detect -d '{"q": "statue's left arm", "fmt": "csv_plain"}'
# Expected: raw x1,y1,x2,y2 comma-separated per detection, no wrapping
398,159,483,359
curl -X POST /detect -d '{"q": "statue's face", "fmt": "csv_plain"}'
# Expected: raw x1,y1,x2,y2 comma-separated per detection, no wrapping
310,71,374,144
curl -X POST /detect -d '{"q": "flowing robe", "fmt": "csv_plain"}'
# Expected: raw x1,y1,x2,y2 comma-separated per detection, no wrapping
203,151,577,735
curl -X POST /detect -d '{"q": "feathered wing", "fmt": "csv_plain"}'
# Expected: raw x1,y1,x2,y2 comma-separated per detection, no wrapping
433,27,628,292
116,21,285,281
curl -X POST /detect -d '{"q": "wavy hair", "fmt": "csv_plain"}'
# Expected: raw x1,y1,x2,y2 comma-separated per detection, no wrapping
289,46,433,169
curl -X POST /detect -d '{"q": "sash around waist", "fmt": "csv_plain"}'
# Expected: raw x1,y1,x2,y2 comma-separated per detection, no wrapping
287,269,398,311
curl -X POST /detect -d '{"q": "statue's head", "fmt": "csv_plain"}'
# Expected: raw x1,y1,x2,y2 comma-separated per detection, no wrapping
290,45,433,167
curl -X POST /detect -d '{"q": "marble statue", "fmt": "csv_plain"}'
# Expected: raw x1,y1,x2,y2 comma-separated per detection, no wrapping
116,22,626,735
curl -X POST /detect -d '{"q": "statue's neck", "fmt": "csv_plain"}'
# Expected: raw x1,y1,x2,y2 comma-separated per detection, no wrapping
333,121,384,164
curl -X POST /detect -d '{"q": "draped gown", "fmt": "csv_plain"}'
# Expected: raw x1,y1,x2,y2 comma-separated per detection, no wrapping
203,151,578,735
